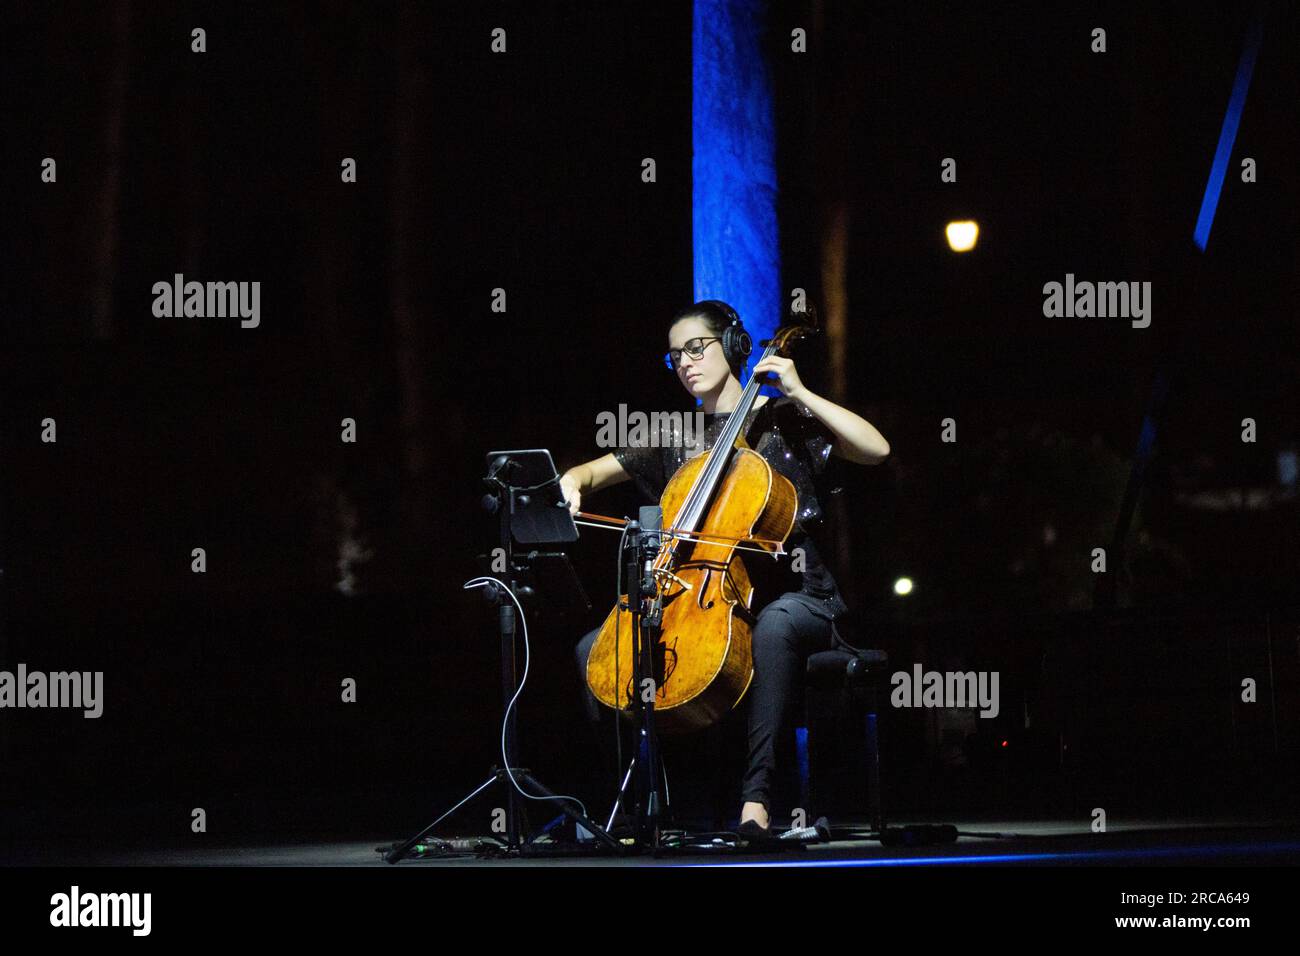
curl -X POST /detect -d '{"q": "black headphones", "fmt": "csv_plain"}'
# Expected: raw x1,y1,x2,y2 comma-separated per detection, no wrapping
697,299,752,373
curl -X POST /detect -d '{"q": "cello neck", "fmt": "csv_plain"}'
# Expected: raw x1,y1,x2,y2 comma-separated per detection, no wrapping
675,340,780,535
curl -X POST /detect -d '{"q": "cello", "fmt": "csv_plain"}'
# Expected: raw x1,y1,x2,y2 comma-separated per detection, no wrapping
581,316,817,733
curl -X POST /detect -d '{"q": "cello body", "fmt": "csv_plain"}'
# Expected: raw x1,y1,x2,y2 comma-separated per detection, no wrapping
584,439,797,733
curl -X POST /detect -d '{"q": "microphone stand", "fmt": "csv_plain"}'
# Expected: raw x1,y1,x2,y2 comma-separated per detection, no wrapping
384,455,620,861
608,507,670,849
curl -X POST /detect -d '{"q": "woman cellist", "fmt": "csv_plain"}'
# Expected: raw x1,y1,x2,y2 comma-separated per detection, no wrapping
562,299,890,836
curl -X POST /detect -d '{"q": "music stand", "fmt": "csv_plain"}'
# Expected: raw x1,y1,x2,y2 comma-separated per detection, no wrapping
383,450,620,861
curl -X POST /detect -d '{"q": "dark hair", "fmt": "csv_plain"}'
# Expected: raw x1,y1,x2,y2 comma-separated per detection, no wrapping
668,299,747,377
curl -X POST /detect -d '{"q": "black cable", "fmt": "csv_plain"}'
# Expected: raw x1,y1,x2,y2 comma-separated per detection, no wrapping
612,522,629,816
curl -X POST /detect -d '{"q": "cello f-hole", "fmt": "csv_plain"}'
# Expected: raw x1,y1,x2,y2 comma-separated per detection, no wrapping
696,567,714,610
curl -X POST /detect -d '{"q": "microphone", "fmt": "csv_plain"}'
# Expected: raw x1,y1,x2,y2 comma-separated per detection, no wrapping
778,816,832,843
638,506,663,550
639,506,663,591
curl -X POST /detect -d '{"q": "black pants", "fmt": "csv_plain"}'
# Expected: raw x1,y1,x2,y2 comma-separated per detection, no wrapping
573,591,844,817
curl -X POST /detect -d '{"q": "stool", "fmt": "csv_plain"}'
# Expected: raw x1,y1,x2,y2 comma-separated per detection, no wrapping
797,642,889,833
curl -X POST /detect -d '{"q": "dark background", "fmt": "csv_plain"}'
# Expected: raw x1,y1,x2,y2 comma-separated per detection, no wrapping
3,1,1298,852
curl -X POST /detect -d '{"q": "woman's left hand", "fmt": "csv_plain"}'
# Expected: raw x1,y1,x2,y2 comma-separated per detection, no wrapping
752,355,806,400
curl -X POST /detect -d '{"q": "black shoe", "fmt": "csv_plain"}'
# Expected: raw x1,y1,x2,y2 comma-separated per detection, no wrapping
738,819,775,841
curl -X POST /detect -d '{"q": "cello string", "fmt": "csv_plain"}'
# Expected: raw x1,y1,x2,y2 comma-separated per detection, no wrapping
675,346,771,533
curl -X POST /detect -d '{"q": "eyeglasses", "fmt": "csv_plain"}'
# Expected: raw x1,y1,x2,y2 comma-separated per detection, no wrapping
664,337,722,370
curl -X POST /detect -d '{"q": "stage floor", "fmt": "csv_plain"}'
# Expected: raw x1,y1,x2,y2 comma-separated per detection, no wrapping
15,816,1300,867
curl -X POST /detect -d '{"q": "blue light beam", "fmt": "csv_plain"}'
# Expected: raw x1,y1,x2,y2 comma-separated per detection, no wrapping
1192,12,1265,252
693,0,780,385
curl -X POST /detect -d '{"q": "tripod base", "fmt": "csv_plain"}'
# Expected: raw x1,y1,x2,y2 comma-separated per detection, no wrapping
384,765,625,863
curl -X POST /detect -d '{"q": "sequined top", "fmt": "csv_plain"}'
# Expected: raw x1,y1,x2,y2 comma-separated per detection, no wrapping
612,396,849,616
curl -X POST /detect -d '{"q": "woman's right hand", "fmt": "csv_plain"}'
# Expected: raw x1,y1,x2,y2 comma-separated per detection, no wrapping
559,473,581,516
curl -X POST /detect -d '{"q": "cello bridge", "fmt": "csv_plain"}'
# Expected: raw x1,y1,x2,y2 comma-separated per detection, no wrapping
654,567,692,592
